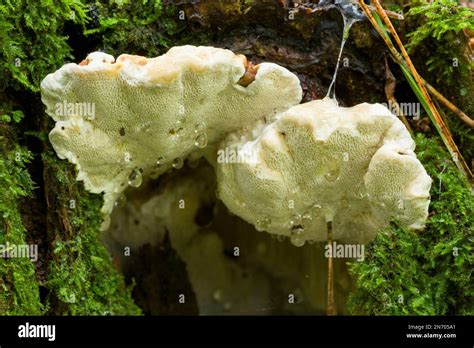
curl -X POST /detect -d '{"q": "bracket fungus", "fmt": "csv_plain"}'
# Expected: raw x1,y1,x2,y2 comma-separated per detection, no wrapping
41,46,431,244
40,46,302,218
216,98,432,245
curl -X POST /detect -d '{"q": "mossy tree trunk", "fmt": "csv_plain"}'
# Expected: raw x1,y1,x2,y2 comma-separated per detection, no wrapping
0,0,472,315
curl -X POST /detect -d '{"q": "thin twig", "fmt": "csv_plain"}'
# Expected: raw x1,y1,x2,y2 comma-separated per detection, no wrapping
424,83,474,128
367,5,404,20
327,220,336,316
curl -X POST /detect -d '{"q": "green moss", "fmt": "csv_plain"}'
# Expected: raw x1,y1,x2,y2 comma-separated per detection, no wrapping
348,134,473,315
0,0,87,92
0,125,44,315
84,0,199,57
42,152,141,315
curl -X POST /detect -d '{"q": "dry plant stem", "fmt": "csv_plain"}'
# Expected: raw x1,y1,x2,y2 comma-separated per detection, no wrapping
358,0,473,181
358,0,474,129
384,57,412,133
367,5,404,20
434,97,450,129
327,220,336,316
372,0,473,180
424,84,474,128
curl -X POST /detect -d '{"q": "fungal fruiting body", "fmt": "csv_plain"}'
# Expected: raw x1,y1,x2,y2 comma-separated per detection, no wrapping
216,98,432,245
41,46,431,243
40,46,302,218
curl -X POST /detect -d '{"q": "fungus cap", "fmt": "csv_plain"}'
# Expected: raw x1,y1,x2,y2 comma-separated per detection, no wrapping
40,46,302,216
216,98,432,244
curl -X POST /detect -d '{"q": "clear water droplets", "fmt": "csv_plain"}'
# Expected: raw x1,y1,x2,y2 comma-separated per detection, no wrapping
194,133,208,148
290,227,306,247
341,198,349,208
194,121,206,133
177,117,186,126
324,159,342,182
138,122,151,132
128,168,142,188
355,181,367,199
114,194,127,208
312,203,322,216
288,213,302,229
156,156,164,167
302,212,312,227
194,122,207,149
256,217,271,232
172,157,183,169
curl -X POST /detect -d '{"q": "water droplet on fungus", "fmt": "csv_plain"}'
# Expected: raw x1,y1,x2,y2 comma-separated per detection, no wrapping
341,198,349,208
290,227,306,247
194,121,206,134
324,156,342,182
172,157,184,169
156,156,164,167
114,194,127,208
194,133,208,148
355,181,367,198
256,216,271,232
312,204,322,216
128,168,142,188
302,212,312,227
288,213,302,228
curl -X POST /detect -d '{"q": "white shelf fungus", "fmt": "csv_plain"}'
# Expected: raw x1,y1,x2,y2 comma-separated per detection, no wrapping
40,46,302,216
216,98,432,244
41,46,431,244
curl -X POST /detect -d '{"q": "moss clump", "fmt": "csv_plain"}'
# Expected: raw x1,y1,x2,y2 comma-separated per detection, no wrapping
348,134,473,315
0,0,87,92
42,151,141,315
84,0,196,57
0,122,43,315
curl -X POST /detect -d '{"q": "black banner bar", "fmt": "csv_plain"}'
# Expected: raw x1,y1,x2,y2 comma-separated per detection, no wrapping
0,316,471,346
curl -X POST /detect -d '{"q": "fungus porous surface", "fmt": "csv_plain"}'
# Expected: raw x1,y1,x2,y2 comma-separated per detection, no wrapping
41,46,302,217
216,98,432,244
